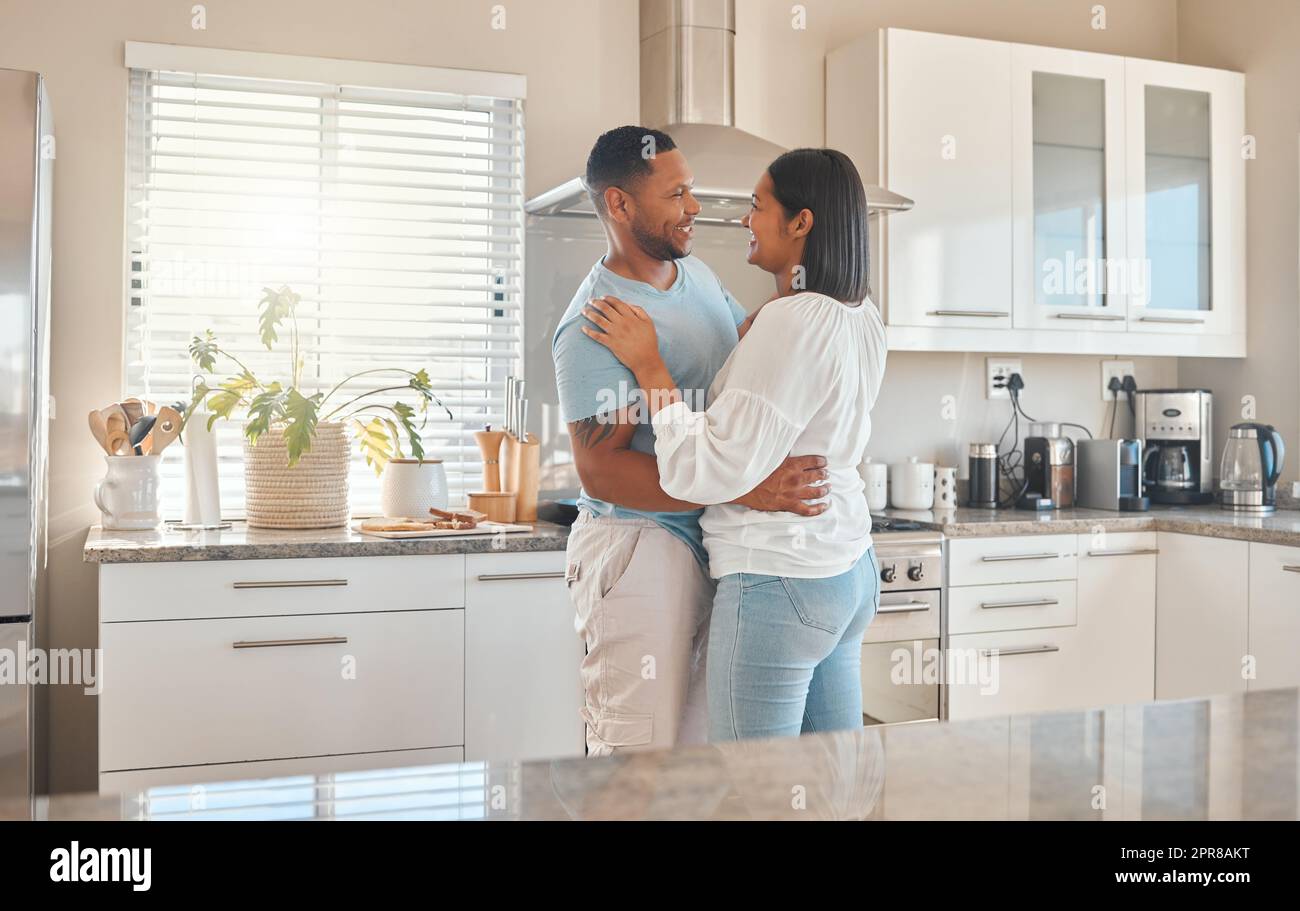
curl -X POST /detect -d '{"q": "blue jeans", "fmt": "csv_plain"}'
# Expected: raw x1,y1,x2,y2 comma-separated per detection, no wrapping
707,548,881,741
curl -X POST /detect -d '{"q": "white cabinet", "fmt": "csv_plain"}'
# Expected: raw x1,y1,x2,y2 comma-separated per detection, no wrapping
1075,532,1157,706
826,28,1246,356
1011,44,1128,332
948,625,1089,720
464,551,584,762
877,29,1014,331
1124,58,1245,341
1155,532,1248,699
1246,543,1300,691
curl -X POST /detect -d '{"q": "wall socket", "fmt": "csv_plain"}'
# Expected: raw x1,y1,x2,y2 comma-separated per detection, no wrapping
986,358,1023,400
1100,360,1135,401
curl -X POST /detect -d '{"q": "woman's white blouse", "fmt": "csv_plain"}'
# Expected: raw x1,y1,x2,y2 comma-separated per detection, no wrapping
650,291,888,579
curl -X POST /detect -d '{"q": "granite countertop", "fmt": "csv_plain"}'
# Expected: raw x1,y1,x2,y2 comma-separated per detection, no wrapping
882,504,1300,547
84,519,570,563
37,686,1300,821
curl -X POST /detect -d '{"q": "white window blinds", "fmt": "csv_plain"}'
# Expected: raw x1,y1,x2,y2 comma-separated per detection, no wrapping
124,54,524,517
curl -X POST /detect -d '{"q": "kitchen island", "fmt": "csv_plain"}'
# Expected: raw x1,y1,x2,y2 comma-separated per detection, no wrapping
37,686,1300,820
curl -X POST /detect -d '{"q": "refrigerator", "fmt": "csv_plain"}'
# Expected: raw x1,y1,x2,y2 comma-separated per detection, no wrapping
0,68,52,821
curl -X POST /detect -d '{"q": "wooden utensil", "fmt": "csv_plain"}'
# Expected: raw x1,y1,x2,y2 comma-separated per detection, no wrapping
147,406,183,455
120,398,145,426
101,404,129,437
104,428,130,456
88,410,113,455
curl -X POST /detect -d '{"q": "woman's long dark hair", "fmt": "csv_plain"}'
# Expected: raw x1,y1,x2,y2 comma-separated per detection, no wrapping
766,148,870,304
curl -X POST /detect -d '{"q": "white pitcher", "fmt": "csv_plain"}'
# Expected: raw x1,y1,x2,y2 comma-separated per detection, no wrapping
94,455,163,530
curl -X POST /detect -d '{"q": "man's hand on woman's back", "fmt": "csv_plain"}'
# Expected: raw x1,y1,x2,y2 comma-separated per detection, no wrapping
732,455,831,516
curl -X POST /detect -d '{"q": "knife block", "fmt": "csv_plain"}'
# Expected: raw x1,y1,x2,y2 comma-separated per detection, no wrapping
500,433,540,523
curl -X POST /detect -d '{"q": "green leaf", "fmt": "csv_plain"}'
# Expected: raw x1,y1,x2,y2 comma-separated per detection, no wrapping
258,285,300,351
244,382,287,444
381,417,405,460
351,417,393,476
390,401,425,462
282,388,321,467
189,331,220,372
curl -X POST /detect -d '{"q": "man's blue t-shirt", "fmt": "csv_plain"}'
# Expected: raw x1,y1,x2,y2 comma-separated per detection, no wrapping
552,255,746,565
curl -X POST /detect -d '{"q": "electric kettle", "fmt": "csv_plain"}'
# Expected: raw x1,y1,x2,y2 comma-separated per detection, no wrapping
1219,423,1286,514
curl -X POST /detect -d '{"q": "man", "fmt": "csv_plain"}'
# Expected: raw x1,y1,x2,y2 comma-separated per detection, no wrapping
552,126,831,756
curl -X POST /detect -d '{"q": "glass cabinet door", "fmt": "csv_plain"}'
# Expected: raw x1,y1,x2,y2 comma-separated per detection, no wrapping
1011,47,1127,330
1126,58,1244,339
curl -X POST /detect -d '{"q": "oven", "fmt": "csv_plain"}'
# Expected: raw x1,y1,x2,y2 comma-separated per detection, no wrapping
860,520,946,725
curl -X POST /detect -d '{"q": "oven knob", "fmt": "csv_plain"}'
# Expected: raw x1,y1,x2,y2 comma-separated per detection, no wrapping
907,564,925,582
880,564,897,584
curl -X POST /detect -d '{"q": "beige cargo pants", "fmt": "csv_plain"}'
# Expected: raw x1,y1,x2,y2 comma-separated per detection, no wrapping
565,511,714,756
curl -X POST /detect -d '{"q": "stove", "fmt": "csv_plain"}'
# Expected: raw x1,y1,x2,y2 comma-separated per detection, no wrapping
862,516,946,725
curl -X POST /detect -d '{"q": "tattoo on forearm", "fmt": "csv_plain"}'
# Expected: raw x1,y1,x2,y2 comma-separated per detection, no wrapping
572,415,616,448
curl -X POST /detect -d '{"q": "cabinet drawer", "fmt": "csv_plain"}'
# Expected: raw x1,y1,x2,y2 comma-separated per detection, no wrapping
948,535,1077,586
947,625,1086,720
99,746,464,796
100,554,466,622
949,580,1076,635
863,590,942,644
100,609,463,771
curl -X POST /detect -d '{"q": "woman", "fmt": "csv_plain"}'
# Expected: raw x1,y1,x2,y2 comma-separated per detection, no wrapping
580,148,888,741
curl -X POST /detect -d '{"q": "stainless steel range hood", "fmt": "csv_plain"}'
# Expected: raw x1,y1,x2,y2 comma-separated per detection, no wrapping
525,0,913,224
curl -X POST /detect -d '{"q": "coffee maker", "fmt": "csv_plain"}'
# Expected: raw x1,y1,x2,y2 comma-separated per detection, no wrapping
1135,389,1214,505
1018,424,1074,510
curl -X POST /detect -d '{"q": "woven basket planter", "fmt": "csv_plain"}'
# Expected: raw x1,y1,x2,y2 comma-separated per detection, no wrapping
243,422,351,529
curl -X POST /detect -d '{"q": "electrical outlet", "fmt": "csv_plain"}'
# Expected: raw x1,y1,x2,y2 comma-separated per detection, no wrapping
986,358,1023,400
1100,360,1135,401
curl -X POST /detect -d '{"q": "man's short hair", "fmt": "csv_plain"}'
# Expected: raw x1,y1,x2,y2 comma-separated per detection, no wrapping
584,126,677,216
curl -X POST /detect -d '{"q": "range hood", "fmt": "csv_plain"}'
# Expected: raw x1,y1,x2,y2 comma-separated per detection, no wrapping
525,0,913,224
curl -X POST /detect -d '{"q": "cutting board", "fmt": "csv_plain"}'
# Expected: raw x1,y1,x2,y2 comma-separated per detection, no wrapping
352,520,533,540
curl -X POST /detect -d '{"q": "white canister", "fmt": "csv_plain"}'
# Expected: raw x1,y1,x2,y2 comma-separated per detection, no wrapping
94,455,163,530
934,466,959,508
862,457,888,512
889,457,935,510
380,459,449,518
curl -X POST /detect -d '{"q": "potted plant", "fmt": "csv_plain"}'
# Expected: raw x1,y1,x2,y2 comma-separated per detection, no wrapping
186,286,451,529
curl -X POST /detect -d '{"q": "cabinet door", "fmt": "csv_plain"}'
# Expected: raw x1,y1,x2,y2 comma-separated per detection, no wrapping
947,625,1088,720
1075,532,1157,705
465,552,584,763
1011,45,1128,331
883,29,1012,330
1155,532,1248,699
1247,543,1300,691
1125,58,1245,337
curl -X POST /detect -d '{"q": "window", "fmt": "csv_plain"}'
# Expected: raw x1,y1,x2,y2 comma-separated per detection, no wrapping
124,44,525,516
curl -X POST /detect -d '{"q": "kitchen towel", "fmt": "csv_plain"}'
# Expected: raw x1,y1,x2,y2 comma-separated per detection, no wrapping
183,410,222,526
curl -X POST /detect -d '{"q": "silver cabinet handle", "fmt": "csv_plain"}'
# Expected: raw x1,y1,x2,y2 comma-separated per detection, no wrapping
476,571,566,582
979,552,1064,563
232,579,348,590
927,310,1010,318
980,645,1060,658
877,601,933,614
233,636,349,649
1138,315,1205,325
980,597,1059,610
1283,566,1300,574
1087,548,1160,557
1055,312,1126,321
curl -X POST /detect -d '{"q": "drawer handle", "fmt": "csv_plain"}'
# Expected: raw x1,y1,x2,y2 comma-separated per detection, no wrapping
1282,566,1300,574
232,579,349,590
979,552,1064,563
877,601,933,614
232,636,349,649
1088,548,1160,557
980,645,1060,658
476,571,566,582
927,309,1009,318
1054,312,1126,322
979,597,1059,610
1138,315,1205,325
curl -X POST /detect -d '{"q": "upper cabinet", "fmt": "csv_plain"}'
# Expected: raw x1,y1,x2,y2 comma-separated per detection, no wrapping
827,29,1246,357
1124,59,1245,339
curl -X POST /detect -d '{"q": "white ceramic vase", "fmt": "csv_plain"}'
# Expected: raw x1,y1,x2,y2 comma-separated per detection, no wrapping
380,459,449,518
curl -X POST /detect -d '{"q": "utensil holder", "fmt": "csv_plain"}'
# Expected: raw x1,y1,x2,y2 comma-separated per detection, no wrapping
501,433,540,523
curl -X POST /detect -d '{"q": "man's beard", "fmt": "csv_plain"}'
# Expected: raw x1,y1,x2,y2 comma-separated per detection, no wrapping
630,217,686,262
